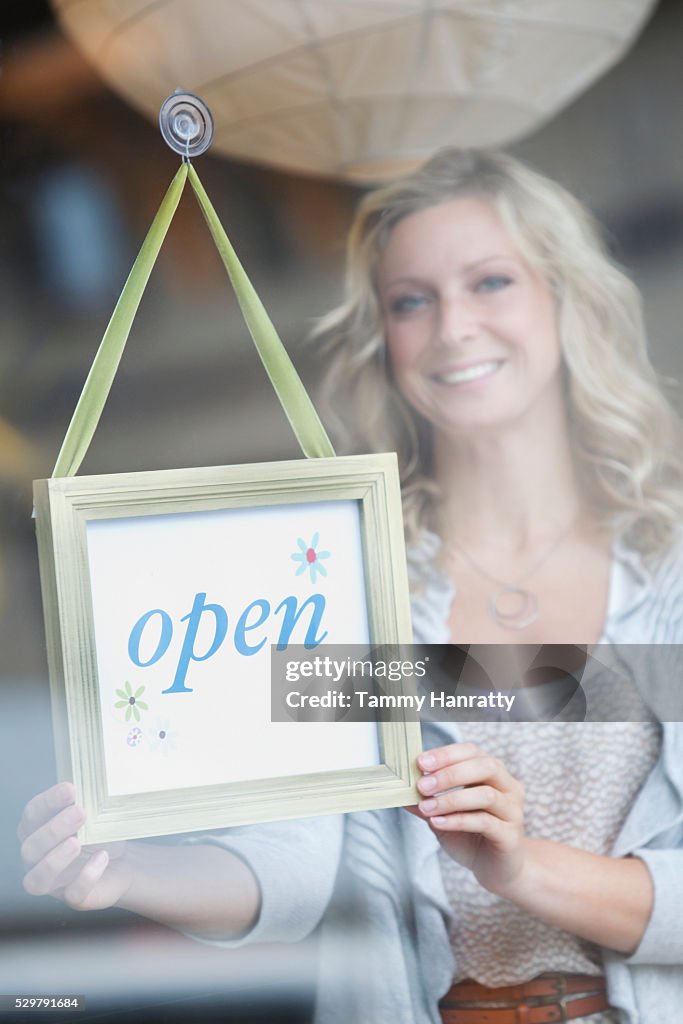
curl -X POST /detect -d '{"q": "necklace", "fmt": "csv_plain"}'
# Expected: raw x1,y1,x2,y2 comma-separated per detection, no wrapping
448,518,578,631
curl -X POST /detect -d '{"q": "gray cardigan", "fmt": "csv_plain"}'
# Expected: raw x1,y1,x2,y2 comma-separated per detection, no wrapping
190,536,683,1024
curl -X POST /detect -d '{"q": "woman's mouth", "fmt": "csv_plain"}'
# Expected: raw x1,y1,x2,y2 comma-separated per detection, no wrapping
432,360,504,386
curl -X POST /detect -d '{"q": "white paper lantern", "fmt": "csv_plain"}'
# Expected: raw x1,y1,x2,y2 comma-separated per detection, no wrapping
53,0,656,182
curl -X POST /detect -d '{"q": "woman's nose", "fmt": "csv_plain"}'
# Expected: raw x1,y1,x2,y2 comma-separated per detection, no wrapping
436,295,477,346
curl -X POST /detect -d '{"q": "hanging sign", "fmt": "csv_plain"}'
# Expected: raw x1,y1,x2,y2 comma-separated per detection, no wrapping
34,95,419,843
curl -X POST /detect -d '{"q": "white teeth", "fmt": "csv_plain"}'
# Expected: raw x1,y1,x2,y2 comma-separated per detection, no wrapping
436,361,501,385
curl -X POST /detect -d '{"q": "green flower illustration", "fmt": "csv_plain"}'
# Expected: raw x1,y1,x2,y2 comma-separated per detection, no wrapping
115,681,149,722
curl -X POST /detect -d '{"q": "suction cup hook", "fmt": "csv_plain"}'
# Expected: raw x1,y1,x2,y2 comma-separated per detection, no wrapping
159,90,214,160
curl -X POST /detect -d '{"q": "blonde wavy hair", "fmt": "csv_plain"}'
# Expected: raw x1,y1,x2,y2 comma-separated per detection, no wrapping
314,148,683,561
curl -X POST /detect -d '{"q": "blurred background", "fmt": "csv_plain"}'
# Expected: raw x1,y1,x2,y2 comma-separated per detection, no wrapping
1,0,682,1020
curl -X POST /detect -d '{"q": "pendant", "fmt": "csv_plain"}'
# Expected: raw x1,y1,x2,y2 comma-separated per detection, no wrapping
489,586,539,630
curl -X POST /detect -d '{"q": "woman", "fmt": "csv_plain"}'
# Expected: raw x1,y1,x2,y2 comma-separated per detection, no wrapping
312,148,683,1023
19,150,683,1023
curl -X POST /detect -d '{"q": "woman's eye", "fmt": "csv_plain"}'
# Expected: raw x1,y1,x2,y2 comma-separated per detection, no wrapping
475,274,512,293
388,294,428,316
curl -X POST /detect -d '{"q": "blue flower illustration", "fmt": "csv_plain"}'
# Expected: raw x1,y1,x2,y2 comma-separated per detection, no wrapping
148,717,178,757
291,532,331,583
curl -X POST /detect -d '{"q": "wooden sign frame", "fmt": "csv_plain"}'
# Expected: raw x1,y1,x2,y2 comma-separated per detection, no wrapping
34,453,420,843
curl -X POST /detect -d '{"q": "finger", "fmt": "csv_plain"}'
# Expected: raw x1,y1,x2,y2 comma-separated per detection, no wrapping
417,755,515,798
46,851,95,894
84,841,126,862
419,784,519,823
418,742,481,773
22,836,82,896
20,804,86,869
418,744,517,791
63,851,109,910
18,783,76,843
429,810,509,844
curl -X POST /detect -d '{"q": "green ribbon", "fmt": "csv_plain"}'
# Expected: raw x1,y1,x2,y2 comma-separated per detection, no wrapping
52,162,334,478
52,164,188,478
187,166,334,459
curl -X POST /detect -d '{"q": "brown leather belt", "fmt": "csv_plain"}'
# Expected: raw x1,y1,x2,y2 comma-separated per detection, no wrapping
439,973,609,1024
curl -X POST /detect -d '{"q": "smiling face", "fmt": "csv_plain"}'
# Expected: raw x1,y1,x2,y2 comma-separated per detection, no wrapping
377,196,564,440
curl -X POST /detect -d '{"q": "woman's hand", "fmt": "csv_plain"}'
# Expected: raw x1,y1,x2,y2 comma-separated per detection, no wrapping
412,742,527,896
18,782,262,938
408,742,654,954
18,783,132,911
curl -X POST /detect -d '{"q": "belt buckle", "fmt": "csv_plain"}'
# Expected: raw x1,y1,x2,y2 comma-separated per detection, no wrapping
555,976,568,1023
513,1001,567,1024
540,974,568,1023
